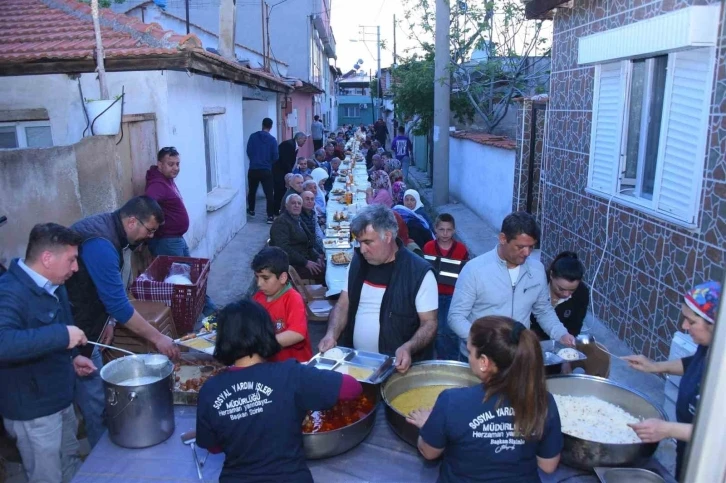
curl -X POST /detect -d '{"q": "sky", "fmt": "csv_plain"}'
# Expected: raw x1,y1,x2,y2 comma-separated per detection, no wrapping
329,0,420,74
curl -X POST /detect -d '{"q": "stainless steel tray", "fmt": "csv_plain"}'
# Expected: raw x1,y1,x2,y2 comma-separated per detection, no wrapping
307,347,395,384
594,467,666,483
540,340,587,365
174,332,216,355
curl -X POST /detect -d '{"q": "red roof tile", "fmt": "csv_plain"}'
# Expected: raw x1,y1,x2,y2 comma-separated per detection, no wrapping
449,130,516,150
0,0,288,90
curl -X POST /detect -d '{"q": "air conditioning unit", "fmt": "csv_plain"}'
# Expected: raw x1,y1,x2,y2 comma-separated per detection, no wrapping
360,104,368,109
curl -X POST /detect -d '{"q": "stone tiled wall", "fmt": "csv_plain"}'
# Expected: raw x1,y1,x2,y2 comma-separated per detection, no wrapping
539,0,726,360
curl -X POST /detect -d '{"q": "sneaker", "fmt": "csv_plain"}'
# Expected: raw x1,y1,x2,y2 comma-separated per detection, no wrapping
267,216,274,224
247,209,255,217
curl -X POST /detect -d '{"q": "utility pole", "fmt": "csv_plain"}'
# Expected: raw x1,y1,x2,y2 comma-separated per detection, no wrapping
433,0,450,205
392,15,397,126
376,25,381,119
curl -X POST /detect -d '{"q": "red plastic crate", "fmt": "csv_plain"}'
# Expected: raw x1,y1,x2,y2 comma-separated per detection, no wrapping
130,256,210,335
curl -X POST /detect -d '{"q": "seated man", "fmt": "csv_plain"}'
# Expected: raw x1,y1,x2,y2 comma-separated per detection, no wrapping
292,157,312,177
325,158,341,192
280,174,305,214
300,190,325,254
0,223,95,483
270,194,325,283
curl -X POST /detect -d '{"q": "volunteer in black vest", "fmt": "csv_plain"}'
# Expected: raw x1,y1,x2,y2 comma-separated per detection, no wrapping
65,196,180,448
318,204,438,372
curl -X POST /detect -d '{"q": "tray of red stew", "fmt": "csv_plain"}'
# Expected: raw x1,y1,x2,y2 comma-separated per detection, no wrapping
302,382,379,459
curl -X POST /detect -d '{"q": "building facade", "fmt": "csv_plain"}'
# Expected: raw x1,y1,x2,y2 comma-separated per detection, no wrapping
524,1,725,361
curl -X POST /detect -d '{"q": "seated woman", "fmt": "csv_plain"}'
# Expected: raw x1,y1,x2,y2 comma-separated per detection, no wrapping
310,167,329,217
196,299,362,483
270,194,325,282
403,189,434,230
392,205,433,250
366,170,394,208
530,251,590,341
406,316,563,482
623,281,720,481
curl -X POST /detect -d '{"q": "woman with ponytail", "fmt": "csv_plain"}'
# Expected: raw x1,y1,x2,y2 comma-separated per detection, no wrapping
406,316,563,482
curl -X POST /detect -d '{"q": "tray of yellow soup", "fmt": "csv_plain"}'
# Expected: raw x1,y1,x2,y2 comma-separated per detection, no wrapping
306,347,396,384
381,361,480,446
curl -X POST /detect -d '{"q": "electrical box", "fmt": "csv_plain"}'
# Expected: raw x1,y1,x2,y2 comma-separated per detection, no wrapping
287,109,298,128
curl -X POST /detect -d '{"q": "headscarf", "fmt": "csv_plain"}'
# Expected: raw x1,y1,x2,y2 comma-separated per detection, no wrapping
389,169,404,184
368,188,394,208
392,181,407,206
384,157,401,174
370,170,391,191
685,281,721,324
311,167,329,213
392,205,433,235
404,189,424,211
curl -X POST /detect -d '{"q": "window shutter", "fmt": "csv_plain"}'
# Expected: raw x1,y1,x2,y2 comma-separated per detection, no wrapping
653,47,715,224
588,62,627,194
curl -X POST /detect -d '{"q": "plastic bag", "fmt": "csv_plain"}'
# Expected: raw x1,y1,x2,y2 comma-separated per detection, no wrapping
164,262,193,285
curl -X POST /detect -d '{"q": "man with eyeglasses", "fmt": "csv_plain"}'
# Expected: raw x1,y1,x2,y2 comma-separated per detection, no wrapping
65,196,180,448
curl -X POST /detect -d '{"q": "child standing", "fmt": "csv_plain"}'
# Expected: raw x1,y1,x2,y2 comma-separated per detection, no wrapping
251,247,313,363
423,214,469,361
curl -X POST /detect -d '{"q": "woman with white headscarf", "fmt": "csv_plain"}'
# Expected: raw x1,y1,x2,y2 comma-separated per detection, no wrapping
403,189,434,231
311,167,329,215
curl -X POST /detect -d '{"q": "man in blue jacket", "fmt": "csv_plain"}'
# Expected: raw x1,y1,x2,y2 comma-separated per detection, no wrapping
0,223,95,483
246,117,279,223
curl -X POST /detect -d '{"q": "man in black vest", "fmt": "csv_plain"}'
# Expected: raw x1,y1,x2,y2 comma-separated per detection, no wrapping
318,204,438,372
65,196,180,448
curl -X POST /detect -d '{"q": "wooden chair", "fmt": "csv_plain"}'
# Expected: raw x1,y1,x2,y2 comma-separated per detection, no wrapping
287,264,327,300
288,266,335,322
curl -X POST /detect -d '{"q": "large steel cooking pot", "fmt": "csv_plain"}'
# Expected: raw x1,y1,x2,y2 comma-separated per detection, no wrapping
100,355,175,448
547,375,667,469
303,382,379,459
381,361,479,446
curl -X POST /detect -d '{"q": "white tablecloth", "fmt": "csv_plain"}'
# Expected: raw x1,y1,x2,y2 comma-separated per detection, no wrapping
324,155,369,296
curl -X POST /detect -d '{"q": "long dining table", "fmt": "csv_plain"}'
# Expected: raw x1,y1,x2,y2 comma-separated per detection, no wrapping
323,148,370,297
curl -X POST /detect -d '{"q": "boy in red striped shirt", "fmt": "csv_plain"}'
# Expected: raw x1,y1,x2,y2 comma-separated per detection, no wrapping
423,214,469,361
251,247,313,363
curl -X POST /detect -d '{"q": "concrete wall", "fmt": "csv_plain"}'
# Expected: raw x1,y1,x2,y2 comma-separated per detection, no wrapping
449,136,515,229
164,70,247,259
0,136,124,266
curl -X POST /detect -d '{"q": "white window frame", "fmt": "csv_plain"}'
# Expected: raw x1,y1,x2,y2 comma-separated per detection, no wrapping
0,120,53,149
344,106,360,118
203,115,219,194
586,47,716,228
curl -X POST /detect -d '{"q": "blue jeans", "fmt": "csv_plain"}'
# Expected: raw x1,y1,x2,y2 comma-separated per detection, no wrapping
435,294,463,361
401,156,411,181
147,236,216,316
74,347,106,448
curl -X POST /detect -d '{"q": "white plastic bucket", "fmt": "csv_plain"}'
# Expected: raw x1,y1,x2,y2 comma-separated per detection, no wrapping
85,98,122,135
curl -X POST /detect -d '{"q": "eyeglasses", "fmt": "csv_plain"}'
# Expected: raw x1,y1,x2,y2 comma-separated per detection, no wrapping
137,218,157,235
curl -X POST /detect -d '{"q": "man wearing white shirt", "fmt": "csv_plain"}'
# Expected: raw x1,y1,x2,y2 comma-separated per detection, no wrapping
318,205,438,372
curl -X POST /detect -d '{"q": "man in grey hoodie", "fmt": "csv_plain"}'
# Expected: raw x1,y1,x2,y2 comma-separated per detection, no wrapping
448,212,576,359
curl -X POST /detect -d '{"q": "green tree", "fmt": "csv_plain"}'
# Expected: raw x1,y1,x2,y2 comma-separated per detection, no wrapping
400,0,551,133
392,53,473,136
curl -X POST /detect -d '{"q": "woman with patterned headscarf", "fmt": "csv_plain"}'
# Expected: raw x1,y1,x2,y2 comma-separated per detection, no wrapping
623,281,721,480
384,155,402,174
365,170,393,208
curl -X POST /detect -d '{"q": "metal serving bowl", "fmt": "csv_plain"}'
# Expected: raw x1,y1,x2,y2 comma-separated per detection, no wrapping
303,382,379,459
546,375,667,469
381,361,480,446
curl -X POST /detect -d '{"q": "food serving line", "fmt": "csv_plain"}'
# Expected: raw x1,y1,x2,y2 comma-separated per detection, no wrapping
70,141,674,483
323,148,370,297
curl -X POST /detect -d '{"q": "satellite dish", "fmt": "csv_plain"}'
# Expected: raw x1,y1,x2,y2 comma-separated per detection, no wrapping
354,64,360,70
357,59,364,64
